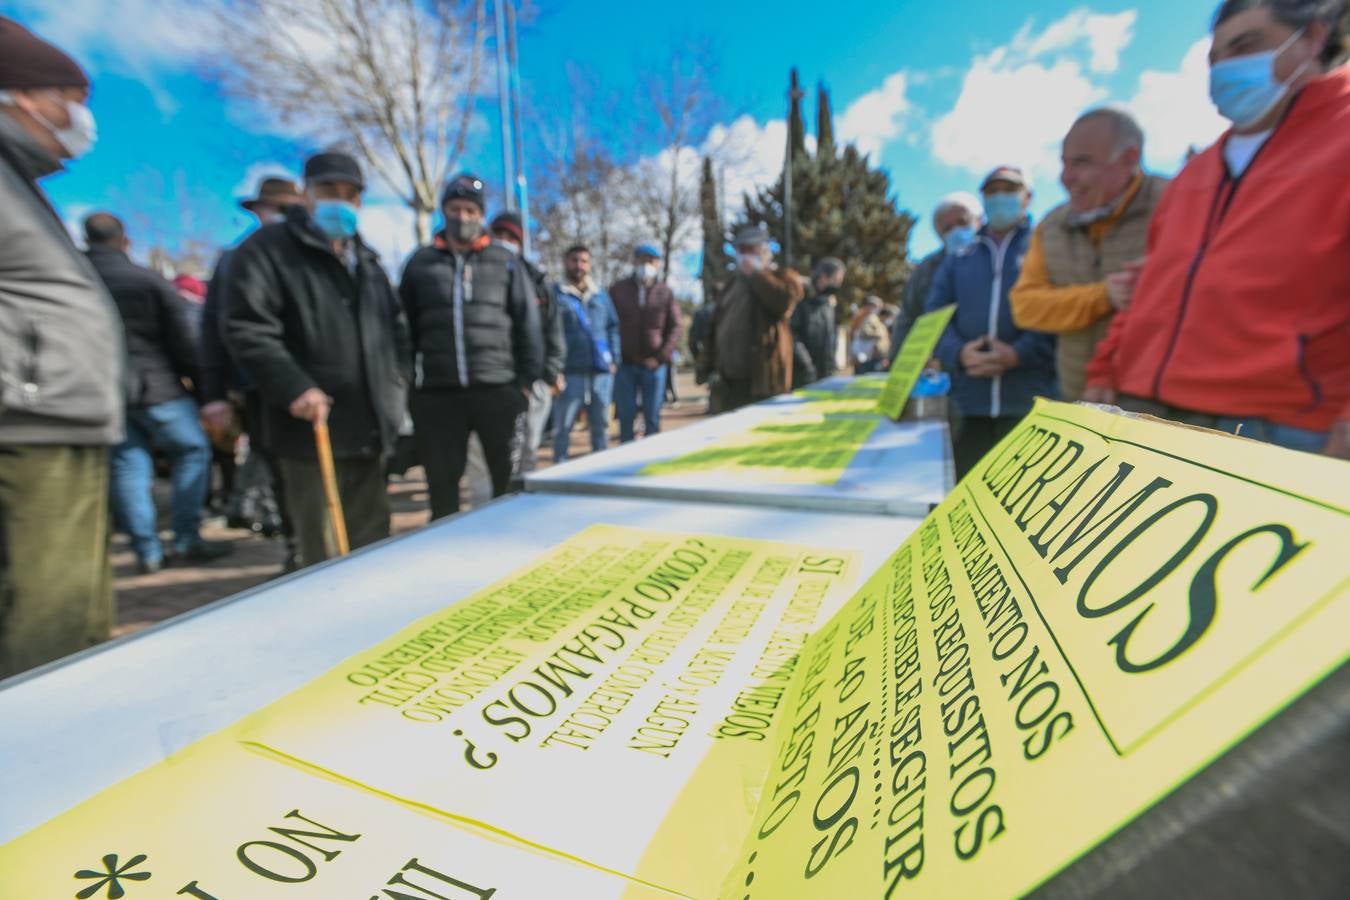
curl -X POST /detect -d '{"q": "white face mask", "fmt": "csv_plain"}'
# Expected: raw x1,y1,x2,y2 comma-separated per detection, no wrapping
635,262,658,283
737,251,764,274
2,90,99,159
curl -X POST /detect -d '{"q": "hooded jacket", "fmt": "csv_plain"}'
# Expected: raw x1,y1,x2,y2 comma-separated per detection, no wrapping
1086,67,1350,433
399,233,546,390
702,267,803,399
223,208,412,460
556,281,620,375
0,112,124,445
928,222,1057,419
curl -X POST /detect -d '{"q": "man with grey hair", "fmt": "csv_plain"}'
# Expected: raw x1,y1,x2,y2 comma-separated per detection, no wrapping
1010,105,1169,401
890,192,981,354
790,256,844,387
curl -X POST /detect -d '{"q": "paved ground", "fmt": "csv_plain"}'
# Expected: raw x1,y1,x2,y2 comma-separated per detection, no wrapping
112,373,709,638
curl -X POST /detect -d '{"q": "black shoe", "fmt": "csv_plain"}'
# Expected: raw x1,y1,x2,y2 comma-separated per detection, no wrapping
173,540,234,564
137,558,163,575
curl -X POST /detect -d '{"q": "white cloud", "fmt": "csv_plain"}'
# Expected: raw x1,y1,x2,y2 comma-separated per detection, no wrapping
931,57,1105,188
1128,39,1228,171
702,115,791,208
16,0,217,116
230,162,300,201
359,199,419,274
838,72,913,159
1016,9,1138,74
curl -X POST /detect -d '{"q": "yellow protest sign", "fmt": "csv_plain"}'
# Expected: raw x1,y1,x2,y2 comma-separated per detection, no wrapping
0,732,671,899
877,304,956,420
237,526,860,899
720,399,1349,899
639,413,880,484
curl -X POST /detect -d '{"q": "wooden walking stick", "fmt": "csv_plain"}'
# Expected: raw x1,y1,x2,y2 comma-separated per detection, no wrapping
313,412,350,556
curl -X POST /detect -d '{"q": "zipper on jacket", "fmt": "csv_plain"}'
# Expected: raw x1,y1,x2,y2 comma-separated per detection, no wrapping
980,235,1012,419
452,254,470,386
1150,94,1300,400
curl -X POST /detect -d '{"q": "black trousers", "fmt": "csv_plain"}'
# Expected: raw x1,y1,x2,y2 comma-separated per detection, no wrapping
411,385,527,520
953,415,1020,481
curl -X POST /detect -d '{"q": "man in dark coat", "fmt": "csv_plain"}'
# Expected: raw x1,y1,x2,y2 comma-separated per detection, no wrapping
224,151,412,566
699,226,803,412
84,213,231,572
609,243,682,441
399,174,544,519
790,257,843,387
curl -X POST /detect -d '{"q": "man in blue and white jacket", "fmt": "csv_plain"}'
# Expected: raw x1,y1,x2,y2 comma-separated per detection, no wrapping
927,166,1058,479
552,244,621,463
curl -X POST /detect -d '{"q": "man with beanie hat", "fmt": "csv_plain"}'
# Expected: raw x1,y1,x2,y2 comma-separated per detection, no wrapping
400,174,545,518
0,18,124,677
490,210,564,474
224,150,412,567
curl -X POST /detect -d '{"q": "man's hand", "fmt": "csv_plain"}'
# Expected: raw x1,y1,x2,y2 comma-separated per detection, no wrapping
289,388,332,423
1081,384,1118,405
959,338,988,373
1105,257,1146,312
1324,418,1350,460
986,338,1019,374
643,357,661,370
200,400,235,432
551,375,566,397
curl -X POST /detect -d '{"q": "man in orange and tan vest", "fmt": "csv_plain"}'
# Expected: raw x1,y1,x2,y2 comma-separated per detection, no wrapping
1010,107,1169,401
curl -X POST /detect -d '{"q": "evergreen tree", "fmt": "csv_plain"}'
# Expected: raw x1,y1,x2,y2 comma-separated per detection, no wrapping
816,81,835,158
738,79,915,323
698,156,731,301
787,68,807,159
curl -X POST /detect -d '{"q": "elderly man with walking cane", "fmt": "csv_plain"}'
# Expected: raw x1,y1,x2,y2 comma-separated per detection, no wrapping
224,151,411,567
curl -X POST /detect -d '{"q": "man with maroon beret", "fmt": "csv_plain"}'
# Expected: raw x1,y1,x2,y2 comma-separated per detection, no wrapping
0,17,125,677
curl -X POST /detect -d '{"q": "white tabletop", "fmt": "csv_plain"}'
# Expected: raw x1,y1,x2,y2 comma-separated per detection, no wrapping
527,385,952,516
0,492,921,843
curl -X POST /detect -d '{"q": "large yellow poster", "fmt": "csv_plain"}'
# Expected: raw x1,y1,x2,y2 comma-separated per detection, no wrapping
719,400,1350,898
237,526,861,899
0,732,669,899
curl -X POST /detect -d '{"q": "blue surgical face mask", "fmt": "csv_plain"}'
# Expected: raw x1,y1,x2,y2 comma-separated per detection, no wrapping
942,225,976,254
313,200,359,239
982,193,1023,230
1209,28,1310,130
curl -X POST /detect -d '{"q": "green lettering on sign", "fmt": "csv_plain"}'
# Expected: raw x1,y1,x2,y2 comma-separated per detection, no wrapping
877,305,956,420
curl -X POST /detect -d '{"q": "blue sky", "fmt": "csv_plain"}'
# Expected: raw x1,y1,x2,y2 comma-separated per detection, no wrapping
2,0,1225,288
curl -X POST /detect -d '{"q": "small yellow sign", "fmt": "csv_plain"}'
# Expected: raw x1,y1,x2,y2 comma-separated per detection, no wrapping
877,305,956,419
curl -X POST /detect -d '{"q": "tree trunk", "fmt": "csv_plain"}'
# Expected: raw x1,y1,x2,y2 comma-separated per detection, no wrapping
414,204,432,246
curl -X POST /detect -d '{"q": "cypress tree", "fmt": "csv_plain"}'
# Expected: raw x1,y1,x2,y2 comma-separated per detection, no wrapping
698,156,731,300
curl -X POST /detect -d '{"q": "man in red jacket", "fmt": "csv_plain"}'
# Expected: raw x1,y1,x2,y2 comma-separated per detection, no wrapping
1084,0,1349,459
609,243,682,442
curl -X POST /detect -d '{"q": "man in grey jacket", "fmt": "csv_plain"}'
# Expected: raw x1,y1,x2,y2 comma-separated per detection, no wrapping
0,19,125,677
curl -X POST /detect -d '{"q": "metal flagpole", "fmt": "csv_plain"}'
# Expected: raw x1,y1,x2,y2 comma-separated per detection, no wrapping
505,0,530,254
493,0,516,211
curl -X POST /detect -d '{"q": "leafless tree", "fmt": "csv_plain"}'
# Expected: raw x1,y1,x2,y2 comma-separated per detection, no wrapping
209,0,489,243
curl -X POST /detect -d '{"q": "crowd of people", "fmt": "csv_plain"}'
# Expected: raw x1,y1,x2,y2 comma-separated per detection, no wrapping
1,0,1347,679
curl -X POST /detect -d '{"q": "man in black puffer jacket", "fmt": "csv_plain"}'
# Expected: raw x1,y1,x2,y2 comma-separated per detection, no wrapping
224,151,412,567
399,174,544,518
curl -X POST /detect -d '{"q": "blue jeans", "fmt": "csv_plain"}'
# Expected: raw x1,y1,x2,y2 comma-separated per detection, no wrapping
110,395,212,563
553,372,614,462
615,363,667,443
1120,397,1329,454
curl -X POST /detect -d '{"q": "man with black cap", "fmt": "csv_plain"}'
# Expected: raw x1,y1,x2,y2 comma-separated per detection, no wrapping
202,173,304,570
0,18,124,677
399,174,544,519
224,150,412,567
699,225,804,412
489,210,564,474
